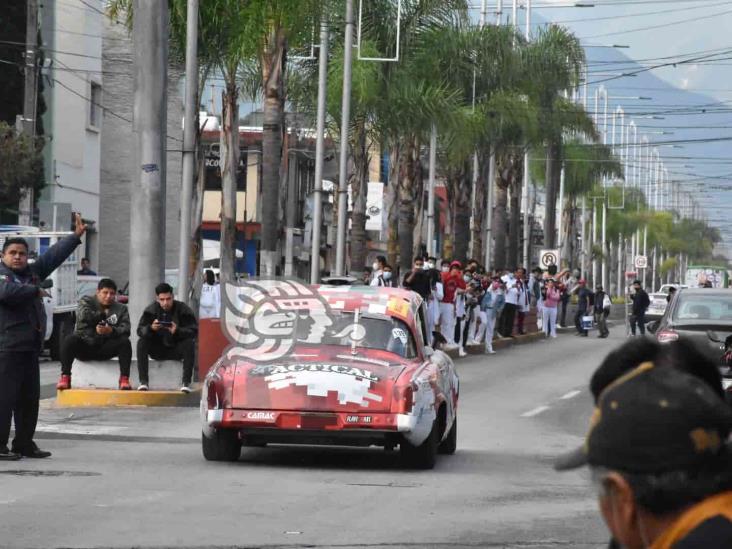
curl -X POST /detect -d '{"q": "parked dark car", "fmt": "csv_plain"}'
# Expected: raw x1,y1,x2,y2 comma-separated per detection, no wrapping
649,288,732,394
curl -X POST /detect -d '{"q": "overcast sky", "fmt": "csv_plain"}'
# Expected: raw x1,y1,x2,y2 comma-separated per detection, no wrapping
469,0,732,254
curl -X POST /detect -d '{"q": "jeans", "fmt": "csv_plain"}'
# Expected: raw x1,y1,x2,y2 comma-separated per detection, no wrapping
542,306,557,337
137,337,195,385
630,312,646,335
560,295,570,326
0,351,40,451
60,334,132,376
483,314,497,352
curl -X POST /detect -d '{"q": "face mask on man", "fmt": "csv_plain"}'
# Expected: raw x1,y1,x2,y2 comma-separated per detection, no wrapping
463,274,471,283
425,262,433,270
441,265,449,273
373,262,380,271
383,272,392,281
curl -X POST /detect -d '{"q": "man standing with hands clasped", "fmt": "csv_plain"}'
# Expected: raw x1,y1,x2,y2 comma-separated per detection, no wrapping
0,213,87,460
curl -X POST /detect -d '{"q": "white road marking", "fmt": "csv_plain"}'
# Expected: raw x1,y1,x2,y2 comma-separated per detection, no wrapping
559,390,582,400
521,405,550,418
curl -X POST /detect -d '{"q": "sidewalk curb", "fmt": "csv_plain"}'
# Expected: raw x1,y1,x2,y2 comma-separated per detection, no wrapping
444,331,547,359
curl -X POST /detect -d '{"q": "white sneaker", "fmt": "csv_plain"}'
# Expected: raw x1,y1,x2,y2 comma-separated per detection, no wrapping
180,385,192,394
137,384,149,392
485,348,496,354
458,348,467,357
444,343,459,351
550,334,557,339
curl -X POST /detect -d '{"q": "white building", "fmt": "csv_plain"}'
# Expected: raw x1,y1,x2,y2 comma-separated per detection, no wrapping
39,0,104,266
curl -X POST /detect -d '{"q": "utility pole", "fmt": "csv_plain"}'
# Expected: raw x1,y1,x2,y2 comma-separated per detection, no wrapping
310,16,330,283
177,0,199,304
334,0,354,276
426,125,437,257
130,0,168,350
19,0,39,226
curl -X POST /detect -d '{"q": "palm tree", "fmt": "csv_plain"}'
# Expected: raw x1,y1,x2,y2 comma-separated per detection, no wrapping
522,25,586,251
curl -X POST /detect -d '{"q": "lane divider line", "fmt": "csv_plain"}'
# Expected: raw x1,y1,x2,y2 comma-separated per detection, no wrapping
559,389,582,400
521,405,550,418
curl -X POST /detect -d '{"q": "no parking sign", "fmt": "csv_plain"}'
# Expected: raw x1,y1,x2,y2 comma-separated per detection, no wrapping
539,249,560,270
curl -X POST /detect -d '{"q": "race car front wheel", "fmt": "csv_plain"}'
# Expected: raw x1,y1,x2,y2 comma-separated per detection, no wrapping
202,429,241,462
438,417,457,455
400,420,438,469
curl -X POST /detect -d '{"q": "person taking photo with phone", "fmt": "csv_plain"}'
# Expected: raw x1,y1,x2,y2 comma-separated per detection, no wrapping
136,283,197,393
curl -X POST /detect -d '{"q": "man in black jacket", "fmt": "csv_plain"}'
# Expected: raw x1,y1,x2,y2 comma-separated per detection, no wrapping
0,214,86,460
630,279,651,336
57,278,132,391
136,283,197,392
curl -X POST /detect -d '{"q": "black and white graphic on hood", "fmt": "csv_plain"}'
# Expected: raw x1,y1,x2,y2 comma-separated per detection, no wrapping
250,363,383,406
106,314,118,326
222,279,334,362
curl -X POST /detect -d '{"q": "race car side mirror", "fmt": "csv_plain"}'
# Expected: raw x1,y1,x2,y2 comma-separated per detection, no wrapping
423,345,434,358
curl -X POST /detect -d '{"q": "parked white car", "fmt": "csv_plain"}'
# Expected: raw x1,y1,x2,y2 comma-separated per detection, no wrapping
647,284,688,321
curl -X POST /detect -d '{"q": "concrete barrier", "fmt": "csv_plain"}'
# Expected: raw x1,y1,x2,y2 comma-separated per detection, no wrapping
70,358,184,390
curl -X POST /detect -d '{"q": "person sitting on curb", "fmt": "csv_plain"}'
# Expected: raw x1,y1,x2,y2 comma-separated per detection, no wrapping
136,283,197,393
57,278,132,390
556,339,732,548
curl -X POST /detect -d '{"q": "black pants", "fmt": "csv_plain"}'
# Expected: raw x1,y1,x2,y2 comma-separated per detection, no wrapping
0,351,40,451
501,303,518,337
630,312,646,335
575,308,588,335
137,337,195,385
60,334,132,376
560,295,570,326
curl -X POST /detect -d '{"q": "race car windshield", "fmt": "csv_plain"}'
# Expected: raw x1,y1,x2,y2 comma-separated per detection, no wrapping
295,311,417,359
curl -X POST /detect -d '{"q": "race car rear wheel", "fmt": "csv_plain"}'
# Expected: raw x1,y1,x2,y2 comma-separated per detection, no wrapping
400,420,438,469
438,417,457,455
202,429,241,462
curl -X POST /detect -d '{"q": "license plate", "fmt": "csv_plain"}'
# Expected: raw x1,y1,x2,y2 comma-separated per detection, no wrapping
723,379,732,390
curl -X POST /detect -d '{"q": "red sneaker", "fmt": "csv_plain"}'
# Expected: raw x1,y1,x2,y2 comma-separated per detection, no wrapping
56,374,71,391
119,376,132,390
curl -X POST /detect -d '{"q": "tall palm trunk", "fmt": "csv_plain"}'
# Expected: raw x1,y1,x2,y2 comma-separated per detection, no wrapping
260,28,287,276
219,82,239,283
471,157,487,264
397,137,421,274
386,147,400,269
493,152,521,270
543,138,561,249
349,124,369,277
453,165,472,263
561,199,576,269
507,160,523,269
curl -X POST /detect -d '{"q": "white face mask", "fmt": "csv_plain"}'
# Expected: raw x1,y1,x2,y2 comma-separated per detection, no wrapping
372,262,379,271
426,262,434,269
441,266,449,273
383,272,392,281
463,275,471,282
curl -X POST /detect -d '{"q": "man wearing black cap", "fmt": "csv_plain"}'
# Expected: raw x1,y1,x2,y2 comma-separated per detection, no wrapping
556,341,732,548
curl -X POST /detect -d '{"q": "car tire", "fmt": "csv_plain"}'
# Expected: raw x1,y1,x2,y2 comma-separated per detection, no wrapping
438,417,457,455
202,429,241,462
400,420,438,469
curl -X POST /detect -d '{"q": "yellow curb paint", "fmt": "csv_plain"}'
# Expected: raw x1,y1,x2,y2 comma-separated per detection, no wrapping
56,388,200,408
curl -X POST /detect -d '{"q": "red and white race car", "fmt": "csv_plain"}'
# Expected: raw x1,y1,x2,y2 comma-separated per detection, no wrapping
201,282,459,469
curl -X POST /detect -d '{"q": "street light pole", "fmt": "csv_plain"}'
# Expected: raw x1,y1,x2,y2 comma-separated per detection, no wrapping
19,0,39,225
310,16,330,283
177,0,199,304
334,0,354,276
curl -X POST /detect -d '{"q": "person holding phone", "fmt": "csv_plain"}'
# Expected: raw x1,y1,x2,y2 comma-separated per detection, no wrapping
136,283,197,392
57,278,132,391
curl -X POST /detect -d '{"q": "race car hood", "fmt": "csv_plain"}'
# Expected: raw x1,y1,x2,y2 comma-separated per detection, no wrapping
231,345,409,412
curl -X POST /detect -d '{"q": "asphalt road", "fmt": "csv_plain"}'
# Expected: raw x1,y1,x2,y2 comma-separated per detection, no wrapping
0,328,630,549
